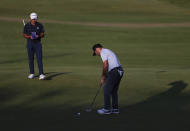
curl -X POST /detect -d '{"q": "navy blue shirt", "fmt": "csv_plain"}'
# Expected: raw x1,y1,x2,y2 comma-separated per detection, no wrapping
24,22,45,43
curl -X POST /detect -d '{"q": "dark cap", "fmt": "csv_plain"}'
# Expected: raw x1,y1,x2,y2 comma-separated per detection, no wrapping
92,44,103,56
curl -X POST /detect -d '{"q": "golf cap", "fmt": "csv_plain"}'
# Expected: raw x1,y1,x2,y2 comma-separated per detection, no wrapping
92,43,103,56
30,12,38,20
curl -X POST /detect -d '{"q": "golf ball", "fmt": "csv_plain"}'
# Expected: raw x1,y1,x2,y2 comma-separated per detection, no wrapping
77,112,80,116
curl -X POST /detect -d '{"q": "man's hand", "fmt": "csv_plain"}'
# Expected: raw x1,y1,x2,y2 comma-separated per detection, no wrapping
101,76,106,85
24,32,44,40
39,32,44,38
24,34,33,39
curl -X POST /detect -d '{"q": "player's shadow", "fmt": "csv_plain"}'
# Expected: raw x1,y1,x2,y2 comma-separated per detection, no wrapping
43,72,72,80
117,80,189,131
125,80,188,110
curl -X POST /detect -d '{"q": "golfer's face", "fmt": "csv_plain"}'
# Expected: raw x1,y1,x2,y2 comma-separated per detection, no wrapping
31,19,37,23
95,48,100,56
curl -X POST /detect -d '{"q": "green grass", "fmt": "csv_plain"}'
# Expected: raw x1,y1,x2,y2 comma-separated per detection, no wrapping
0,0,190,131
0,0,190,22
160,0,190,8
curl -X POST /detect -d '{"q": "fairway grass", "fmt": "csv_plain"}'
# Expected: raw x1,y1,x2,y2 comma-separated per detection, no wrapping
0,21,190,130
0,0,190,130
1,0,190,22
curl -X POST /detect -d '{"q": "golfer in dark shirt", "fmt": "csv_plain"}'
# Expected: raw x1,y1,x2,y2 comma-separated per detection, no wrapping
23,12,45,80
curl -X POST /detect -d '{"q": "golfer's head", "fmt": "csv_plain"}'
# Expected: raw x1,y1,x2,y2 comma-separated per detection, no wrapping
30,12,38,21
92,44,103,56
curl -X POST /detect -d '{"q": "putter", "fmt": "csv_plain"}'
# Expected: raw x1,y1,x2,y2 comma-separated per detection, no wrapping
85,84,102,112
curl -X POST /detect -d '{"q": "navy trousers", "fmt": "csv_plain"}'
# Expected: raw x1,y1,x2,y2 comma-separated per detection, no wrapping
103,67,124,109
27,42,44,75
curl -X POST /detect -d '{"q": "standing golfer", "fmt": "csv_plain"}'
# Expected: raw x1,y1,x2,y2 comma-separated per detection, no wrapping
23,12,45,80
92,44,124,115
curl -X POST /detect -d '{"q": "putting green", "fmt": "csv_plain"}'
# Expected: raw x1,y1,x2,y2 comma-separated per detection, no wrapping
0,0,190,130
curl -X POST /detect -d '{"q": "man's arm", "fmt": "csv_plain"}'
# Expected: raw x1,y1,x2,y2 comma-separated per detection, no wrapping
23,25,32,39
101,60,108,85
39,32,44,38
35,32,44,39
24,32,44,39
24,33,32,39
39,24,45,38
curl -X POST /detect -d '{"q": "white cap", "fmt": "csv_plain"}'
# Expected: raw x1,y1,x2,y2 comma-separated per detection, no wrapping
30,12,38,20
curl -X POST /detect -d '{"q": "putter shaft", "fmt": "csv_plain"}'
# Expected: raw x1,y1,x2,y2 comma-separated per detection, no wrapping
89,84,102,109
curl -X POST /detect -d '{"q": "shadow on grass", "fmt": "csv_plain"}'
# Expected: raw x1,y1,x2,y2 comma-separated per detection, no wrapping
0,87,21,104
44,72,72,80
119,80,189,131
34,72,72,80
0,81,189,131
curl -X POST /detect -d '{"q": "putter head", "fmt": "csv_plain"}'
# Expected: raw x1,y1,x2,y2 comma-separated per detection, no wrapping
85,108,92,112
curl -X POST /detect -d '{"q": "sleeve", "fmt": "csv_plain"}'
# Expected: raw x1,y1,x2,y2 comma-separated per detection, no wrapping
101,51,108,62
40,24,45,33
23,25,28,34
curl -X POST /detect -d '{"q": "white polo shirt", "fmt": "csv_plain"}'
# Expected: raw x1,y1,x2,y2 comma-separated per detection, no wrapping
100,48,121,72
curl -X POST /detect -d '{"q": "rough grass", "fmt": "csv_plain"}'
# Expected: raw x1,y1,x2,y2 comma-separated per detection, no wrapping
0,0,190,22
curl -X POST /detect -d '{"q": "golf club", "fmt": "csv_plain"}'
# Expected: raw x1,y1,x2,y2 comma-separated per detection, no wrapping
22,19,26,26
85,84,102,112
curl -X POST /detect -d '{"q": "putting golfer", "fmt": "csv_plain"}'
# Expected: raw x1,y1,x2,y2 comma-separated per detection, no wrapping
92,44,124,115
23,12,45,80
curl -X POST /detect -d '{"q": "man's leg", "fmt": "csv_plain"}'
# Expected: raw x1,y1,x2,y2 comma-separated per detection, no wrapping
27,43,34,74
35,43,44,75
112,76,122,109
103,71,115,109
112,69,124,109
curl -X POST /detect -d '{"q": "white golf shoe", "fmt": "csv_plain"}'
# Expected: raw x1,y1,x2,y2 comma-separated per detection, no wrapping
39,74,45,80
28,74,34,79
97,108,111,115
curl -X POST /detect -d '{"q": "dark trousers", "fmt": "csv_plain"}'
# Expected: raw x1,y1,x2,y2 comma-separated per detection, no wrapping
27,42,44,75
104,67,124,109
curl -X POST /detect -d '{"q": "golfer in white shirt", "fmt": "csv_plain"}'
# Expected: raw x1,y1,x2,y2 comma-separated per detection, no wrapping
92,44,124,115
